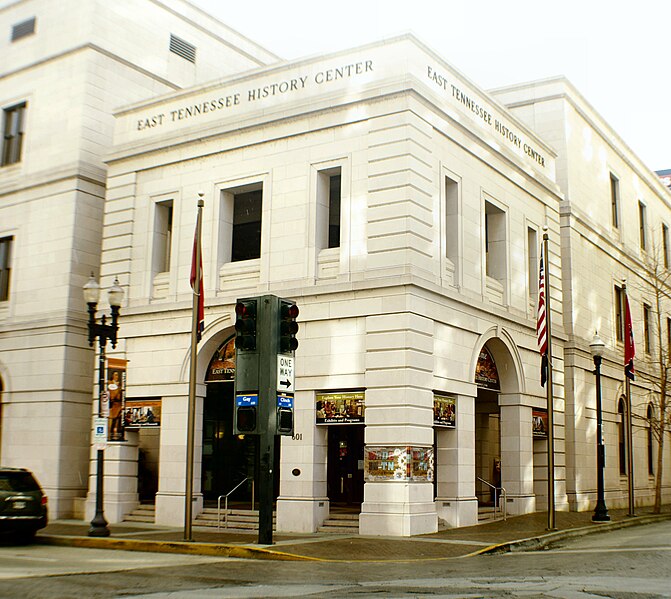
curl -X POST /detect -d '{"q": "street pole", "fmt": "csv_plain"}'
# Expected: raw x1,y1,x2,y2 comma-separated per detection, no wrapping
543,230,556,531
89,336,110,537
590,334,610,522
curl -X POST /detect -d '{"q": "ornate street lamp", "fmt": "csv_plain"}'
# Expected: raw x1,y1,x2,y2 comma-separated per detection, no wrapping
84,274,124,537
589,332,610,522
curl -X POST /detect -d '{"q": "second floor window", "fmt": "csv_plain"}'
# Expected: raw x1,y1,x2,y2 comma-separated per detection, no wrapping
153,200,173,274
2,103,26,166
0,236,13,301
643,302,652,354
232,189,262,262
614,285,625,342
638,201,647,251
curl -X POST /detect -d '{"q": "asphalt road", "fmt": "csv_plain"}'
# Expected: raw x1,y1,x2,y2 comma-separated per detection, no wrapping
0,520,670,598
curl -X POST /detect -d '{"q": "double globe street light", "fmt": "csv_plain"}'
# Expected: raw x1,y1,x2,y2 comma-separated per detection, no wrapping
83,274,124,537
589,332,610,522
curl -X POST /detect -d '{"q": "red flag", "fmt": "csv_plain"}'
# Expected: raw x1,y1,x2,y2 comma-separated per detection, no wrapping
537,246,548,386
190,222,204,343
624,291,635,380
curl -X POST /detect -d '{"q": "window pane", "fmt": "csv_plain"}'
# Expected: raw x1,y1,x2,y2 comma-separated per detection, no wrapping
328,174,341,249
232,190,262,262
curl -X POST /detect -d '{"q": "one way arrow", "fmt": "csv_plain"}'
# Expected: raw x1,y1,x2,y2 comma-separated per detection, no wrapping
280,379,292,388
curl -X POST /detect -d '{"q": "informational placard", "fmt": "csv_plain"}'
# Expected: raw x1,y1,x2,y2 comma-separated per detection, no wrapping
123,398,161,428
364,446,434,482
106,358,127,441
316,391,365,425
433,394,456,428
533,409,548,438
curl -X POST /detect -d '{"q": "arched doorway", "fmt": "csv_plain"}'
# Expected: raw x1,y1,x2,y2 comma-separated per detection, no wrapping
475,346,501,508
202,337,278,506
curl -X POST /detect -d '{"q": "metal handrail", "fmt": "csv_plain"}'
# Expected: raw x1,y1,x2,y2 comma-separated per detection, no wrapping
477,476,507,521
217,477,254,530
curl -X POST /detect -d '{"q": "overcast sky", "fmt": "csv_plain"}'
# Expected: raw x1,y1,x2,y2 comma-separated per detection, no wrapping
192,0,670,172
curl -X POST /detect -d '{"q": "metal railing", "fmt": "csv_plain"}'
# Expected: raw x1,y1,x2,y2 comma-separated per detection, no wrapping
217,477,254,530
476,476,507,521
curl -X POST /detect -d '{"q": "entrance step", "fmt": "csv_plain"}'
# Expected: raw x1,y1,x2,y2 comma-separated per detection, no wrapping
317,512,360,534
478,505,505,524
123,503,155,523
195,507,276,531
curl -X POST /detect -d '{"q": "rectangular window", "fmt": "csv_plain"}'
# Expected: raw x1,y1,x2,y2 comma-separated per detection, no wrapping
445,175,459,265
2,103,26,166
328,172,341,248
0,236,13,301
643,302,652,354
610,173,620,229
11,17,35,41
527,227,538,300
663,224,669,269
615,285,625,343
169,33,196,63
232,189,262,262
485,200,506,282
638,201,647,251
152,200,173,274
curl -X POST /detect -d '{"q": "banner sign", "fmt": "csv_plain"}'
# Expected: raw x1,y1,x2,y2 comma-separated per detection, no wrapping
475,346,500,390
123,398,161,428
433,394,456,428
316,391,365,425
364,446,434,481
205,337,236,382
533,409,548,438
106,358,127,441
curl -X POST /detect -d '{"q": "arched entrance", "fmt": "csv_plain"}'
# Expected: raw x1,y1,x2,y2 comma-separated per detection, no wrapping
475,346,501,508
202,337,278,506
472,331,535,517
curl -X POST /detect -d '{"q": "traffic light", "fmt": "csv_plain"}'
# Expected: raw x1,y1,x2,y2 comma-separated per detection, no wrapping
278,300,299,354
235,299,257,351
234,394,258,434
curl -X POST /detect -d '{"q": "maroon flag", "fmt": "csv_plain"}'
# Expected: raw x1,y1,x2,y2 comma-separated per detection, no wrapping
624,291,635,380
537,246,548,386
190,222,204,343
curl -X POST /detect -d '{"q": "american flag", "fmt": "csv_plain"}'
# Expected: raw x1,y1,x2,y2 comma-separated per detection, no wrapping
624,290,635,380
190,215,204,343
537,246,548,386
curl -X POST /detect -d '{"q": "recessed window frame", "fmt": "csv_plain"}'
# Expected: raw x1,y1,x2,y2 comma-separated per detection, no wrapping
614,285,625,343
2,102,26,167
643,301,652,354
610,172,620,230
663,223,670,269
0,236,13,302
638,200,648,251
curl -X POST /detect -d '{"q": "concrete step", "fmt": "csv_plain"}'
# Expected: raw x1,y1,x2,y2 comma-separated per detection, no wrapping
123,504,156,523
317,512,360,534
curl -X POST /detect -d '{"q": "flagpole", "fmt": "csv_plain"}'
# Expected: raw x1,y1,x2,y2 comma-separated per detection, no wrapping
623,281,635,516
184,192,204,542
543,228,556,530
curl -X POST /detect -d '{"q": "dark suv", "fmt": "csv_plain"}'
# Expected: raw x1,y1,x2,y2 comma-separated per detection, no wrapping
0,467,48,540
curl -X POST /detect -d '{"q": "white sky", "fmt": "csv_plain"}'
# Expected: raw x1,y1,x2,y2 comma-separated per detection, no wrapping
192,0,670,172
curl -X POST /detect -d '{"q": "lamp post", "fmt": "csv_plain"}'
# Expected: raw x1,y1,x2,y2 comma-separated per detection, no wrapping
84,274,124,537
589,332,610,522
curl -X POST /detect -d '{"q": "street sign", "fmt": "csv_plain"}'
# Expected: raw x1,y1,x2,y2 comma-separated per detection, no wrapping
277,355,294,393
236,393,259,406
277,393,294,408
93,417,107,450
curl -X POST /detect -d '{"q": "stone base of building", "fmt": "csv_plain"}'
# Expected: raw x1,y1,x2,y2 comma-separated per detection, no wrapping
505,494,536,516
154,491,203,526
276,496,330,533
359,482,437,536
85,442,140,523
434,496,478,528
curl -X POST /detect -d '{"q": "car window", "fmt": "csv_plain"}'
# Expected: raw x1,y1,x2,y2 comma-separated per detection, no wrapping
0,472,39,492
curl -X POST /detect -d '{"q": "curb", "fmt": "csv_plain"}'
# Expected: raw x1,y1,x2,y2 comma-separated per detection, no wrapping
36,534,322,562
468,513,671,557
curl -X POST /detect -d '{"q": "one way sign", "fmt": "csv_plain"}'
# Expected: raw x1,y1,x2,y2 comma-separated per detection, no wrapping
277,355,294,393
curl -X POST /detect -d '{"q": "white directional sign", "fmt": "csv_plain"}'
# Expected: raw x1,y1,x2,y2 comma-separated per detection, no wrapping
277,355,294,393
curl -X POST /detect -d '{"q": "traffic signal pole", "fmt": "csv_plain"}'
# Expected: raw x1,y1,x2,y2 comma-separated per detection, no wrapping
234,294,298,546
257,295,276,545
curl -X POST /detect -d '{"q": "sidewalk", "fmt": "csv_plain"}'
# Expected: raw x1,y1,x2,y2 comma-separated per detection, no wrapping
37,507,671,562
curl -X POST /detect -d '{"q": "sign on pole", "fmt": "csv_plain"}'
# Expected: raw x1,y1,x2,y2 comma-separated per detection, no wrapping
93,417,107,450
277,355,294,393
